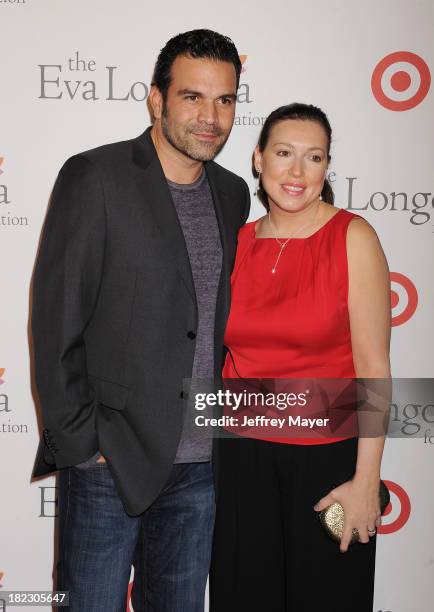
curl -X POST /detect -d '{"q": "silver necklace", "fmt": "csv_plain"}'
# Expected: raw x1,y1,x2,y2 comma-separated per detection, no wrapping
267,206,320,274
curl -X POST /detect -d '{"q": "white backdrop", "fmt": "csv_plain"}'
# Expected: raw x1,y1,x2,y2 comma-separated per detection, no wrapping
1,1,433,610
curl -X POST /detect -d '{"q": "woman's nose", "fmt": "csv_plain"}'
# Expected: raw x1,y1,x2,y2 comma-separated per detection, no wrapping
288,158,303,177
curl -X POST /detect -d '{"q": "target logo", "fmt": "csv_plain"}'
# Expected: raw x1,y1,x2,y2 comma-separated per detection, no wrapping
371,51,431,111
378,480,411,534
390,272,418,327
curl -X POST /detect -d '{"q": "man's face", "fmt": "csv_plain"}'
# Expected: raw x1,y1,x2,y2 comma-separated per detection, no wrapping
159,55,237,161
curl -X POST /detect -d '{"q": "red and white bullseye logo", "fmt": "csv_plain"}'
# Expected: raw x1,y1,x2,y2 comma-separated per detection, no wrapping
378,480,411,534
372,51,431,111
390,272,418,327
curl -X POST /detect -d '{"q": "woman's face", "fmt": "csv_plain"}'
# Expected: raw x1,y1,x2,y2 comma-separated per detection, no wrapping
255,119,329,213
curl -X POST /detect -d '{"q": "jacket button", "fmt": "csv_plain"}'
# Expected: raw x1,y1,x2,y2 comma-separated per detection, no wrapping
187,331,196,340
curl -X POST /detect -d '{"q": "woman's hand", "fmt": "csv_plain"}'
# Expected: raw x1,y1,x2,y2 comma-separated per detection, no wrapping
313,476,382,552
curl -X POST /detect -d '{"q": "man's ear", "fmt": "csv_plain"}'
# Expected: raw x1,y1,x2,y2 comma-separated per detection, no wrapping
149,85,164,121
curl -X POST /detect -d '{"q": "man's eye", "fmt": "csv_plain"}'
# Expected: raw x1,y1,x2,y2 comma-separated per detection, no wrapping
220,97,233,105
186,95,198,102
311,155,323,162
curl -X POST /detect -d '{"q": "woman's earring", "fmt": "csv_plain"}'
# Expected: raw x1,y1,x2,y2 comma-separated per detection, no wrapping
319,193,323,201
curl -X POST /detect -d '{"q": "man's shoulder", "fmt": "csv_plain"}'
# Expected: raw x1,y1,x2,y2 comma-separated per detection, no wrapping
206,160,249,192
58,130,149,179
67,135,136,168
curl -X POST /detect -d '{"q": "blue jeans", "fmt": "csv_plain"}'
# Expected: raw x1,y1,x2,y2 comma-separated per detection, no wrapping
57,461,215,611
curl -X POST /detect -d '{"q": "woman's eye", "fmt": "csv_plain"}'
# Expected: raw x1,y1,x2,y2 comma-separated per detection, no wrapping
311,154,323,162
277,150,290,157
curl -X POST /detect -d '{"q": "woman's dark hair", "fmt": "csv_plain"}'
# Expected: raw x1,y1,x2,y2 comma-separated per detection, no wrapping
253,103,334,209
152,29,242,102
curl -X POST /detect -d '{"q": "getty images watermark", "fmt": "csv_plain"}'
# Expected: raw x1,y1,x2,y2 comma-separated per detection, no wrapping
193,388,328,431
0,592,68,608
180,378,434,440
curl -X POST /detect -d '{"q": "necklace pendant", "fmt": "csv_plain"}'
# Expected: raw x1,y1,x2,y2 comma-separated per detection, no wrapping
271,268,276,274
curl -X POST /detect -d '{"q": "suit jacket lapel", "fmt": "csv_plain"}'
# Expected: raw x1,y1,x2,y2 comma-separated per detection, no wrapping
205,162,231,320
131,128,197,306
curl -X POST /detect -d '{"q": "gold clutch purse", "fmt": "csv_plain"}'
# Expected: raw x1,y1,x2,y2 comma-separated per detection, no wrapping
318,480,390,545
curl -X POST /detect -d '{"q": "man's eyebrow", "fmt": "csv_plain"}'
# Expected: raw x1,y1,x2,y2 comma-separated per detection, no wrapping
176,89,237,100
177,89,203,97
219,93,237,100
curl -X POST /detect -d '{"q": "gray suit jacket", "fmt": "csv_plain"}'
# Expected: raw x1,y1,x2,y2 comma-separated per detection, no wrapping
31,127,250,515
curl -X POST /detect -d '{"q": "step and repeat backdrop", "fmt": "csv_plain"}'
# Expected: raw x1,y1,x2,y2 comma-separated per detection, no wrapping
1,1,433,610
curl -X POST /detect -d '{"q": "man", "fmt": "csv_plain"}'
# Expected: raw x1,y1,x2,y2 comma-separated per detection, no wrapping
32,29,250,611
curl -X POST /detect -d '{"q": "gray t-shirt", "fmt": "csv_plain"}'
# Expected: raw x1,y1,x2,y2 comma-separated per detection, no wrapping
168,170,222,463
76,169,222,470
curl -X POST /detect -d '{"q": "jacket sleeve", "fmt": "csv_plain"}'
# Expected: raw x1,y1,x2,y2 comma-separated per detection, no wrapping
32,154,106,471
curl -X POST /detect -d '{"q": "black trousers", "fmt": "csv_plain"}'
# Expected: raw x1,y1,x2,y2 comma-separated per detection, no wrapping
210,437,376,612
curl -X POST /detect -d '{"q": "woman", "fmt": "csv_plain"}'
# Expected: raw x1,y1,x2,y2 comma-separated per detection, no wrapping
210,103,391,612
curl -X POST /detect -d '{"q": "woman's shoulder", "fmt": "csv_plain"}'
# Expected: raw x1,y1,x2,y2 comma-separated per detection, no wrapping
238,219,257,239
333,208,377,238
240,219,256,230
341,209,378,239
342,210,386,264
332,207,364,224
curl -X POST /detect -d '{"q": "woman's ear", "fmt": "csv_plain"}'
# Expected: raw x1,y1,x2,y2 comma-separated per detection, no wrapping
253,145,262,174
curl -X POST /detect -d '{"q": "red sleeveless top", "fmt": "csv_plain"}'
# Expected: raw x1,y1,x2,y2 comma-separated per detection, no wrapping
222,208,360,445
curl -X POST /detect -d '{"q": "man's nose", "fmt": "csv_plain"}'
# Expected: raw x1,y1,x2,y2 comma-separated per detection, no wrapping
198,100,218,125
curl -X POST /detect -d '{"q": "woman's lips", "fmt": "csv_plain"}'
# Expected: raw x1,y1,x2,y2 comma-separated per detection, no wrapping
281,183,306,197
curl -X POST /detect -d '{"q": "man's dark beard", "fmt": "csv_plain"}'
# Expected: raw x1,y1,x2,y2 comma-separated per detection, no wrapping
161,101,229,162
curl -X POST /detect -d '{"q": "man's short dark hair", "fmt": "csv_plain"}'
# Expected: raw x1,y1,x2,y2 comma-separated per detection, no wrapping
152,29,241,101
